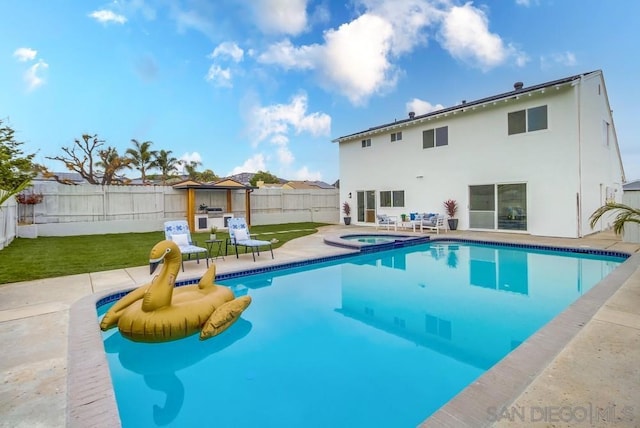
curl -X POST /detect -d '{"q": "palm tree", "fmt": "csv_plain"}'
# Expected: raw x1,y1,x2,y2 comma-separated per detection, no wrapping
126,139,156,184
184,160,202,180
151,150,181,185
589,202,640,234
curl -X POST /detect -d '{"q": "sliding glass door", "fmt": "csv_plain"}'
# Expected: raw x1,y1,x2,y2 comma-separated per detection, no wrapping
469,183,527,231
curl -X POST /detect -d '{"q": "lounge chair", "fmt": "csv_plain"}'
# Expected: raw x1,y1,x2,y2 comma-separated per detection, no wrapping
164,220,209,271
226,217,274,261
376,214,397,231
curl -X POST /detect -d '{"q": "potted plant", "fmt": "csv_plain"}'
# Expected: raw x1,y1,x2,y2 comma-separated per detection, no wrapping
400,213,407,222
209,225,218,240
443,199,459,230
342,201,352,225
199,203,208,213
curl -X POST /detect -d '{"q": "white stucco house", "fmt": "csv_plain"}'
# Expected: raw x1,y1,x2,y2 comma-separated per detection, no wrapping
333,70,626,238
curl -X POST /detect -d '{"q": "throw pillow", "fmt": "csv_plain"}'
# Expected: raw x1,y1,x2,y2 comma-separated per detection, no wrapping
234,228,249,241
171,233,189,247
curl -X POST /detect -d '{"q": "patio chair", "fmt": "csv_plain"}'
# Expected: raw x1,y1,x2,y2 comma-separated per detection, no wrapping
163,220,209,271
419,214,446,234
226,217,274,262
376,214,397,231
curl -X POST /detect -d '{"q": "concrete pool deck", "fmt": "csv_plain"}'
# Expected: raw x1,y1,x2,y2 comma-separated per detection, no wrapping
0,226,638,427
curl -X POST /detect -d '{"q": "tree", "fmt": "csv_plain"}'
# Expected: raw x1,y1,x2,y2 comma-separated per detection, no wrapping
0,119,36,205
96,146,132,184
151,150,181,184
183,160,202,180
45,134,132,185
250,170,280,186
589,202,640,235
198,169,219,182
126,139,156,184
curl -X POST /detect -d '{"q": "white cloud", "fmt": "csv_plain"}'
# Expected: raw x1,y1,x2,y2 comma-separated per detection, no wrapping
89,9,127,24
320,14,397,104
277,146,294,165
25,60,49,91
251,0,308,35
210,42,244,63
515,51,530,67
255,1,435,105
180,152,202,165
205,65,232,87
228,154,267,175
258,14,398,105
357,0,441,55
515,0,539,6
292,166,322,181
438,3,509,71
13,47,37,62
249,93,331,145
174,8,216,38
258,39,318,70
554,51,577,66
540,51,578,70
406,98,444,116
256,1,525,103
437,3,526,71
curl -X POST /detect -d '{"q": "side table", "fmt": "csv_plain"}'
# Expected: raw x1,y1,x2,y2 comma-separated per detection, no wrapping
205,239,225,261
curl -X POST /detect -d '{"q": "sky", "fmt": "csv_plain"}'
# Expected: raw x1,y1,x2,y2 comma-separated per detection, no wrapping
1,0,639,184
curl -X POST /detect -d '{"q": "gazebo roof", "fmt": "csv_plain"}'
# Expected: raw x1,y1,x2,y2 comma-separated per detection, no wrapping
172,179,256,190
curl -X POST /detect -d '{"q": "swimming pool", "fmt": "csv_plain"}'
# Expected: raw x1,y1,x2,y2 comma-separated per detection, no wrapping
98,241,626,427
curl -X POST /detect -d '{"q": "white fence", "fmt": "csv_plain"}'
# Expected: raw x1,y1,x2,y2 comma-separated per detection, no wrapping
0,196,17,249
1,183,340,241
622,189,640,244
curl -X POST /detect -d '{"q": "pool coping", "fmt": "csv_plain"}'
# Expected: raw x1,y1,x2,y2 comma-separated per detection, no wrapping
66,237,638,427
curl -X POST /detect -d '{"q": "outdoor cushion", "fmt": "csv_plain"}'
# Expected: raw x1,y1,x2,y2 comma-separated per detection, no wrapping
171,233,189,247
234,228,250,241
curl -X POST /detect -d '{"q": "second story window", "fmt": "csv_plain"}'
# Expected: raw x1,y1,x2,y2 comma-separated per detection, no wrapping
423,126,448,149
508,105,548,135
391,131,402,142
361,138,371,148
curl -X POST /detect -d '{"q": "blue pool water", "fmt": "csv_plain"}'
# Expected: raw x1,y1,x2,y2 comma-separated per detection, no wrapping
341,234,399,244
99,241,625,428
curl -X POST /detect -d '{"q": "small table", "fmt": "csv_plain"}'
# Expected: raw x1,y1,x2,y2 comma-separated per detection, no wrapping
400,221,419,232
205,239,225,261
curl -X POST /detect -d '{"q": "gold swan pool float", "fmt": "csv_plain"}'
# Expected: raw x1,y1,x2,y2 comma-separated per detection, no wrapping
100,240,251,342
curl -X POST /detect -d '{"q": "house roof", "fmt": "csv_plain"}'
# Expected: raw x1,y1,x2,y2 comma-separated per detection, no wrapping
623,180,640,191
34,172,86,184
333,70,601,142
284,180,336,189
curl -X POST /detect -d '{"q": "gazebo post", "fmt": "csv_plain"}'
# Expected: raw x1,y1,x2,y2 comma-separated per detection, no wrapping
187,188,195,231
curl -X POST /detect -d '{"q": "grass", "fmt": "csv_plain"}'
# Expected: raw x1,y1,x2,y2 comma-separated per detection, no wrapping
0,222,330,285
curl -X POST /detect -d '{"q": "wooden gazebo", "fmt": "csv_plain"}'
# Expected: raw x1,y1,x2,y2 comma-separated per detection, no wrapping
172,179,256,231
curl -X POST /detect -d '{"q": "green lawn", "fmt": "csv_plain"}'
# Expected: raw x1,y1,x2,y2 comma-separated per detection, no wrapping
0,222,329,285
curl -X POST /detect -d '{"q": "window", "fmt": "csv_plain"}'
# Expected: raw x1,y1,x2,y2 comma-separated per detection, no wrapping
361,138,371,148
390,131,402,142
380,190,405,207
422,126,448,149
508,105,547,135
469,183,527,231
